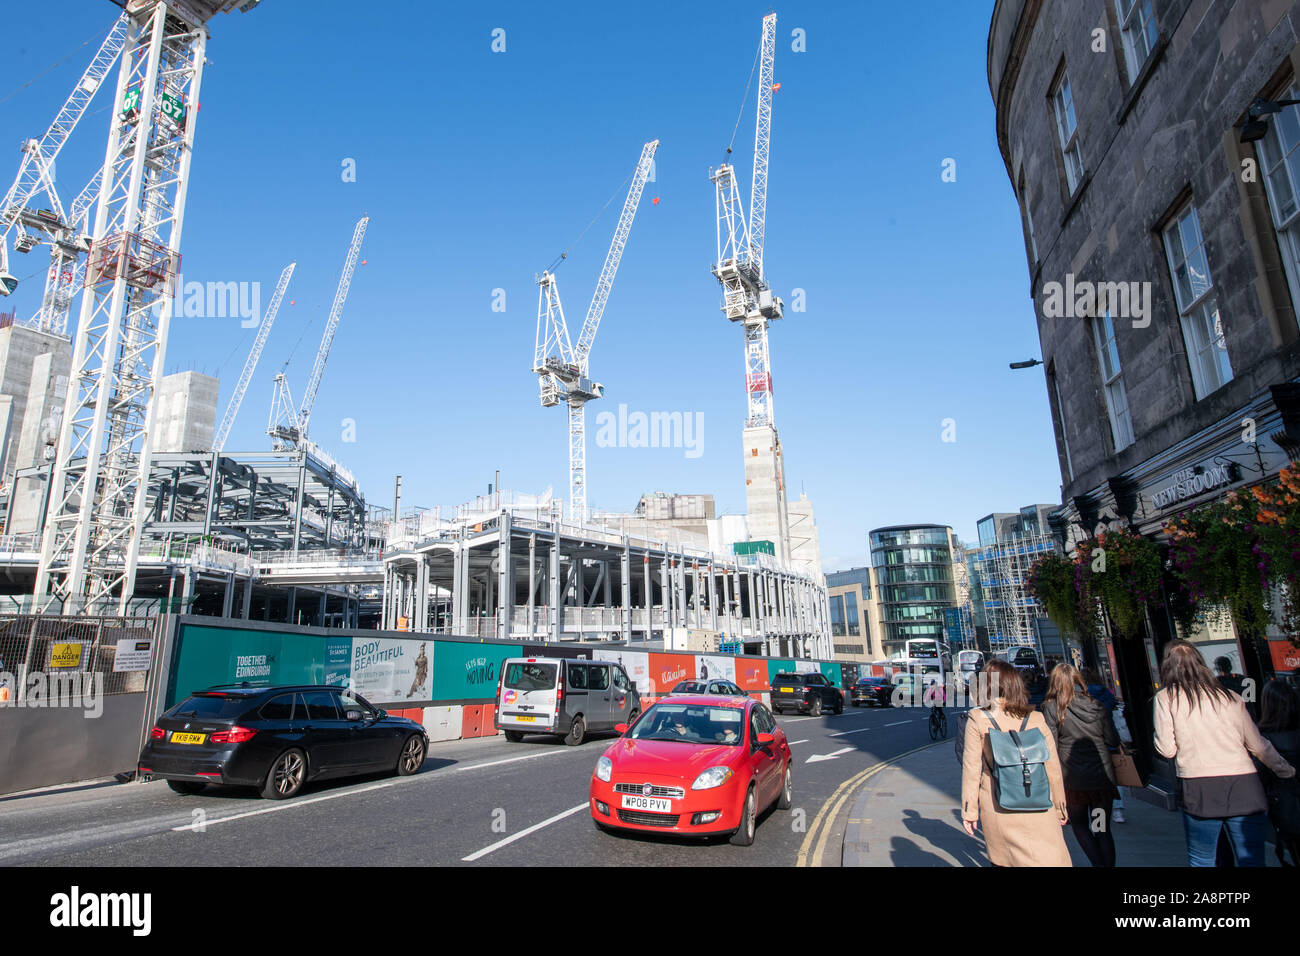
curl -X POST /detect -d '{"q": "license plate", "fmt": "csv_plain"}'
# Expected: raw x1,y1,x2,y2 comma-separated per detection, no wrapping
621,794,671,813
781,688,798,694
170,732,206,745
514,715,537,723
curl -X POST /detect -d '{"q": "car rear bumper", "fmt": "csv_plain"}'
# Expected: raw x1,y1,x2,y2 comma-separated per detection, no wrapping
136,745,265,787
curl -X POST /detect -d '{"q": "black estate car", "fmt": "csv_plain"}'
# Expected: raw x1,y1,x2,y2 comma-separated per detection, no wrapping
851,676,895,708
770,671,844,716
138,685,429,800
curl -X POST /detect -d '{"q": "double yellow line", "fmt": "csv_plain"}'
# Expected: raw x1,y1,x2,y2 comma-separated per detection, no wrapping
795,741,946,867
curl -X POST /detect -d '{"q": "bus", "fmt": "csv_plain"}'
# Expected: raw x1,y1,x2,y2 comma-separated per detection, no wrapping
901,638,952,690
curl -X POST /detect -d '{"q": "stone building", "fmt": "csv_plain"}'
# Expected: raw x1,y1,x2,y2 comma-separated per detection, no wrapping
988,0,1300,736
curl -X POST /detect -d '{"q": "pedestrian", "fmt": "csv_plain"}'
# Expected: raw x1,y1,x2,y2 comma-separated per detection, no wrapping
1256,679,1300,867
1082,667,1125,822
961,659,1071,867
1154,640,1296,867
1042,664,1120,866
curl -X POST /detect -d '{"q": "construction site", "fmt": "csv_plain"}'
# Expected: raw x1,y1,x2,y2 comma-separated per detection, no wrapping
0,2,830,657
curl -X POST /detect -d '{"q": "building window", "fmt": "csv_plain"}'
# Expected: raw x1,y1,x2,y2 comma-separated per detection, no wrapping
1018,170,1038,265
844,591,860,637
1052,71,1084,194
1092,311,1134,451
1048,365,1074,481
1162,202,1233,398
1115,0,1158,81
1255,84,1300,322
829,594,846,638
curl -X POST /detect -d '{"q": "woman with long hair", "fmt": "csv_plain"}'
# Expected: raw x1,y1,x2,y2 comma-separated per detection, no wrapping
1154,640,1296,866
1042,664,1120,866
961,659,1071,866
1257,679,1300,866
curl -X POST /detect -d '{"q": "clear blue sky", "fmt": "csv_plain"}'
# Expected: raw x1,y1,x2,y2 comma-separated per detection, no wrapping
2,0,1061,570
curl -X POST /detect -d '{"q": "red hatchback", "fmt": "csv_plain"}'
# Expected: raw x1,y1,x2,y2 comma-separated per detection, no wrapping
589,694,792,845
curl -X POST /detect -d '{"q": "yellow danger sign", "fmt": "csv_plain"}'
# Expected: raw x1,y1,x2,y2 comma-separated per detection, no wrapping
49,643,84,669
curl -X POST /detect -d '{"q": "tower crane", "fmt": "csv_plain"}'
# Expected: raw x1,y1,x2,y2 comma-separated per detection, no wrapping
533,139,658,523
214,261,295,450
268,216,368,451
0,12,129,300
34,0,260,615
710,12,790,561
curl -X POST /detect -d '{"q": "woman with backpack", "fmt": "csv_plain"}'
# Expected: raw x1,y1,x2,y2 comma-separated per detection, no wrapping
1256,679,1300,866
1042,664,1120,866
1154,640,1296,867
961,659,1071,866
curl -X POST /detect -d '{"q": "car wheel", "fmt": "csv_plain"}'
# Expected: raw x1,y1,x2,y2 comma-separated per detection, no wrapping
809,697,823,718
566,715,586,746
396,734,426,776
834,696,844,715
503,730,525,743
262,748,307,800
852,700,860,708
729,785,757,846
167,780,206,795
777,762,793,810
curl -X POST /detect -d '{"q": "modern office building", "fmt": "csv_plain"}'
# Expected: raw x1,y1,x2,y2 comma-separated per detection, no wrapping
971,504,1060,655
826,566,881,662
868,524,959,659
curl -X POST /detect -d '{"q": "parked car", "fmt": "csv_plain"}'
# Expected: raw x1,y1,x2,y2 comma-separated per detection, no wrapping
770,671,844,716
138,685,428,800
851,676,894,707
671,678,748,698
590,694,792,845
495,657,639,745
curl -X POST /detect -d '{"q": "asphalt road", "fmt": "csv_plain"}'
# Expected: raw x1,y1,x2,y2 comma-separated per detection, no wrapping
1,701,939,867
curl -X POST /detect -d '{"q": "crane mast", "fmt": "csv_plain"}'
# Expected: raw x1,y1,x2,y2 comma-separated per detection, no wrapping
34,0,257,615
533,140,658,523
215,261,296,450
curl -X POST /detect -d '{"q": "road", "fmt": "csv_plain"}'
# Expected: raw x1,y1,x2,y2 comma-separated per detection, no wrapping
0,702,939,867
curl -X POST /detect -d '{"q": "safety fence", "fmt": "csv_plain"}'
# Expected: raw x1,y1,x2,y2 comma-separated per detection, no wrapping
0,613,161,700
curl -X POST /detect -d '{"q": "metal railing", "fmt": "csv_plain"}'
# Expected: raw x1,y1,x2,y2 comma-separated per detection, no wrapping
0,613,161,700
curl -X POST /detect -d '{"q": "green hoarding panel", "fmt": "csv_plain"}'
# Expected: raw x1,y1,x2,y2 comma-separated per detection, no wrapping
430,641,523,702
819,661,842,685
766,659,797,682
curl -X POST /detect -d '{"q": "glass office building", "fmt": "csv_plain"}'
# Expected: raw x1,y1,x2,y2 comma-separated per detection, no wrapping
869,525,958,658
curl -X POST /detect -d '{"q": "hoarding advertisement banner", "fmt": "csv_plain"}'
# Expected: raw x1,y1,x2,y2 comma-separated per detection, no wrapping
351,638,428,701
695,655,736,683
794,659,820,674
735,658,770,691
430,642,523,702
594,649,650,697
648,653,692,697
324,637,352,687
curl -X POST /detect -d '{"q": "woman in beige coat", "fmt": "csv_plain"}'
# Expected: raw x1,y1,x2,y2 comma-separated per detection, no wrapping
961,660,1072,866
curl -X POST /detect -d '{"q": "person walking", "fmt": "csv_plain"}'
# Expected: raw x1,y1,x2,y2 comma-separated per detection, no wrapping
961,659,1071,867
1256,679,1300,867
1154,640,1296,867
1042,664,1120,866
1082,666,1126,823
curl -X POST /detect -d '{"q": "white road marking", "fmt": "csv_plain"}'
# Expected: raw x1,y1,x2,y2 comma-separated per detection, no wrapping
883,720,912,727
828,727,874,737
170,745,579,833
462,803,588,861
806,746,856,764
788,739,809,745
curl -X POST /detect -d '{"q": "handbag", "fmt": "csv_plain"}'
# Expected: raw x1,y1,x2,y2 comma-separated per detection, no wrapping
1111,743,1145,788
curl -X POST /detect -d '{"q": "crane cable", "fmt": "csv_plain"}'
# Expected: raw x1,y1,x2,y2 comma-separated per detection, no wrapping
0,23,119,107
545,163,638,275
724,39,762,158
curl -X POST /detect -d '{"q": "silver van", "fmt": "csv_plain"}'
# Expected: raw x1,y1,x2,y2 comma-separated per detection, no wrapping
495,657,640,746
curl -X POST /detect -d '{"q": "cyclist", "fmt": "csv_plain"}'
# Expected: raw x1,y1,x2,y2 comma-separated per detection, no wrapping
927,679,948,738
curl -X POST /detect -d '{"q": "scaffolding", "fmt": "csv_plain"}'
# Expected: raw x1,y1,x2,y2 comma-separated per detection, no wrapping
973,531,1058,653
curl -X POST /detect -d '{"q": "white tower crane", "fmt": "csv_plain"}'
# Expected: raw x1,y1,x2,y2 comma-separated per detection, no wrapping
0,12,129,300
710,12,790,561
533,139,658,523
34,0,260,615
215,261,295,450
268,216,368,450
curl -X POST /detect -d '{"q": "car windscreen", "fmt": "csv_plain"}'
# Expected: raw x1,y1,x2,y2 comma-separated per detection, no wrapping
170,695,251,720
629,703,745,746
504,662,557,691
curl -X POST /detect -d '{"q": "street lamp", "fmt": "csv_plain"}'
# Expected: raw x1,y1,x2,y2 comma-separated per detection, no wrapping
1009,358,1043,370
1239,97,1300,143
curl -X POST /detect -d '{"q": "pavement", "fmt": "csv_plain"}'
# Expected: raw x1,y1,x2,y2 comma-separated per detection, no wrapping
840,740,1285,867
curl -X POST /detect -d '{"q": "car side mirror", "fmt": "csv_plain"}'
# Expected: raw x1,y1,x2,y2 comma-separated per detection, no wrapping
615,723,629,734
756,733,775,746
345,710,363,721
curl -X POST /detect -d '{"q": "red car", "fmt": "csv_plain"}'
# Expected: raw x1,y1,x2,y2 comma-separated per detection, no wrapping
589,694,793,845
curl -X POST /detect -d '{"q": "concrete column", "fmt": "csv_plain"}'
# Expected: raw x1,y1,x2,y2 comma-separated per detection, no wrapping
241,576,252,619
620,536,631,644
318,591,327,628
660,551,670,638
723,567,734,643
287,586,298,626
549,531,561,642
749,569,761,649
642,552,652,644
416,556,430,633
496,515,511,640
708,563,718,633
221,572,234,618
527,533,536,638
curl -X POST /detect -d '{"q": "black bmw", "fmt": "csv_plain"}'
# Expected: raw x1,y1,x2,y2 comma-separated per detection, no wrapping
138,685,429,800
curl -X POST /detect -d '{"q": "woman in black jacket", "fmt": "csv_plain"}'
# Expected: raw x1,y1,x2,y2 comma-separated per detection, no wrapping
1043,663,1121,866
1258,680,1300,867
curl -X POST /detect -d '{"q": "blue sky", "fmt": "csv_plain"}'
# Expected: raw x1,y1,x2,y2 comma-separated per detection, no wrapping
2,0,1061,569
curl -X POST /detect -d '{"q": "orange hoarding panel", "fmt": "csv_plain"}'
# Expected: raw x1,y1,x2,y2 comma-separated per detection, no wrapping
648,653,693,696
735,658,770,691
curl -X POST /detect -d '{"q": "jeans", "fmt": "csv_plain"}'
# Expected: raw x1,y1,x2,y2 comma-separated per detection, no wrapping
1182,811,1267,867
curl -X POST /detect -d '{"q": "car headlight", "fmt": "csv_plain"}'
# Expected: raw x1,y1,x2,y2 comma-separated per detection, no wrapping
691,766,734,790
595,756,612,782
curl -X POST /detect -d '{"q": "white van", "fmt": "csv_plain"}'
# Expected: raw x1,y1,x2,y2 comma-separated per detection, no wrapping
495,657,640,746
